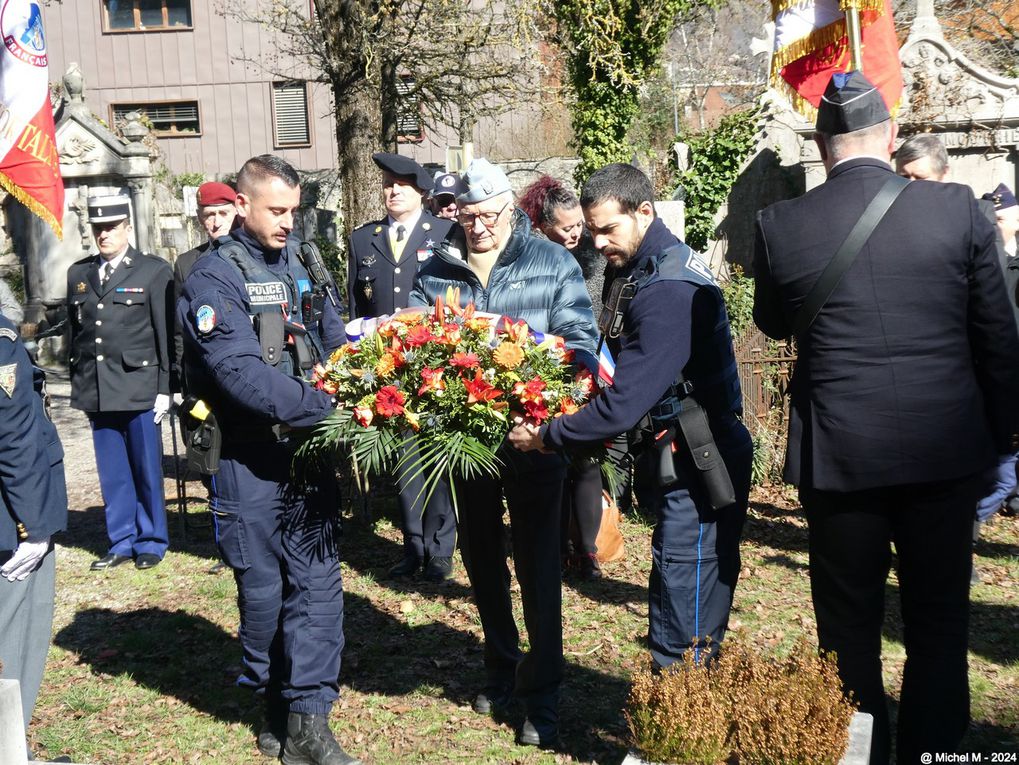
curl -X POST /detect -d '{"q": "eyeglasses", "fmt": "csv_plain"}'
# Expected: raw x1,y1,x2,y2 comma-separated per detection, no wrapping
457,200,511,229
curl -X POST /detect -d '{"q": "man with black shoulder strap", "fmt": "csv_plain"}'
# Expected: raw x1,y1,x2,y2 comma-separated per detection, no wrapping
508,162,753,670
752,71,1019,765
179,155,359,765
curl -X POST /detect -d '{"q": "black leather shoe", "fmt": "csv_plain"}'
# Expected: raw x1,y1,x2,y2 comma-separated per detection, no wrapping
135,553,162,570
387,554,421,578
518,716,560,748
90,553,131,570
472,685,513,714
423,556,453,582
578,553,603,580
281,712,361,765
257,723,283,758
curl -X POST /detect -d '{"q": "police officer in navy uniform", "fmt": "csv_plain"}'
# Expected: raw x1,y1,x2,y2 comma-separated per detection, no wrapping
509,163,753,670
0,315,68,760
348,153,458,581
180,155,359,765
67,195,172,571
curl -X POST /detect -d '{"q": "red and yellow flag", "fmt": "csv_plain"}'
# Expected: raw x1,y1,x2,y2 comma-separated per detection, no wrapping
770,0,903,121
0,0,63,238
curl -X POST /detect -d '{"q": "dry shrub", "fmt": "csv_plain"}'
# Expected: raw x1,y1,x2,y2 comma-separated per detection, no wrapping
626,650,731,765
626,639,855,765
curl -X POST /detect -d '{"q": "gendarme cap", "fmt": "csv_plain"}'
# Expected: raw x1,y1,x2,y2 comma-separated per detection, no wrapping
816,70,891,136
372,152,433,192
457,158,512,205
87,194,130,224
982,183,1018,211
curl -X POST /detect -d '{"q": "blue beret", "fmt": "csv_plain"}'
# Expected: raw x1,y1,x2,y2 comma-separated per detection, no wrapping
982,183,1018,211
816,71,891,136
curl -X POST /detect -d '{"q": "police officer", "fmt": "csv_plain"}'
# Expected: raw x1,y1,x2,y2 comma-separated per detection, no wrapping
509,163,753,669
348,153,458,581
67,194,172,571
179,155,359,765
0,315,68,760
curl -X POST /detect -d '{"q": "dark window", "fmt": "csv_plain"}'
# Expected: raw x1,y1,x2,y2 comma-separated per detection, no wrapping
396,75,423,143
104,0,192,31
112,101,200,136
272,82,311,147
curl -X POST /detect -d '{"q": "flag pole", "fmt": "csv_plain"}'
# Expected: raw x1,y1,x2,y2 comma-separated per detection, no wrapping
846,7,864,71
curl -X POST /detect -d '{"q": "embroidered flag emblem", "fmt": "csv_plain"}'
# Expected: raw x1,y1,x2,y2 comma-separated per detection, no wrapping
0,363,17,397
196,304,216,334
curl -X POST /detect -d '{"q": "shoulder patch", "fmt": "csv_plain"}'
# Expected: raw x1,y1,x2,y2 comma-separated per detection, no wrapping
245,281,288,306
0,363,17,397
196,304,217,334
0,328,17,342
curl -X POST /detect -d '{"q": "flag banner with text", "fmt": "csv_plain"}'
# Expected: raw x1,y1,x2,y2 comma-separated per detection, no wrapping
0,0,62,238
770,0,903,122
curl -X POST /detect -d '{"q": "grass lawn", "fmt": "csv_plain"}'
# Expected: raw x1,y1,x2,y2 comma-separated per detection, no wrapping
28,481,1019,764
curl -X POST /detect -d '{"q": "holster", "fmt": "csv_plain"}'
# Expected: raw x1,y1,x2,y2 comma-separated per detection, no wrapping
674,395,736,511
180,396,222,475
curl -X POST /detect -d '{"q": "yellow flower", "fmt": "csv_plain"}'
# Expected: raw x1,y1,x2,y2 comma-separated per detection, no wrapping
375,354,397,377
493,341,525,369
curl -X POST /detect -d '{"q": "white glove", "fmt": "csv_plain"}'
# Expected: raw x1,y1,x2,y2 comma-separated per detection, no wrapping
172,392,184,409
154,393,171,424
1,537,50,582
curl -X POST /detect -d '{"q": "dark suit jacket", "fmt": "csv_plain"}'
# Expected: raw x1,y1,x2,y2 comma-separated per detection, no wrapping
347,212,454,319
0,315,67,551
753,157,1019,492
66,246,173,412
172,240,212,392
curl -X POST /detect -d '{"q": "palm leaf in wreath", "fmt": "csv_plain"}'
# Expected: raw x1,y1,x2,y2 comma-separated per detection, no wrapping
393,431,502,516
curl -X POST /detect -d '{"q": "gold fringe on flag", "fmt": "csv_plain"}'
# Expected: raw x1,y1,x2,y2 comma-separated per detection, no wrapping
840,0,884,12
0,170,63,240
770,18,848,78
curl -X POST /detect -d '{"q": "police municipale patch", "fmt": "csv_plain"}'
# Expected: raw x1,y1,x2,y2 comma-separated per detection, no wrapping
0,363,16,398
196,305,216,334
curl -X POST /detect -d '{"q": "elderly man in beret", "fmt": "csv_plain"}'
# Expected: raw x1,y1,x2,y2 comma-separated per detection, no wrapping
348,153,458,582
753,71,1019,764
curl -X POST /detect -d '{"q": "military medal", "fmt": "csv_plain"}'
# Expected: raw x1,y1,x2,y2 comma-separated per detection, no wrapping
76,282,87,293
362,255,376,267
363,282,374,301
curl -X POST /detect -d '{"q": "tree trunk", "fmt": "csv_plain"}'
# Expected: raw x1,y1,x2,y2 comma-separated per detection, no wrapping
380,56,400,152
334,81,384,237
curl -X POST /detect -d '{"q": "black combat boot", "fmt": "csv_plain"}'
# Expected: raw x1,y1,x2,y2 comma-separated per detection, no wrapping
256,698,287,758
281,712,361,765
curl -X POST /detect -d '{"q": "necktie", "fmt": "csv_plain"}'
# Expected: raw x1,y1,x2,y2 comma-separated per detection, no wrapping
393,224,407,261
101,262,116,286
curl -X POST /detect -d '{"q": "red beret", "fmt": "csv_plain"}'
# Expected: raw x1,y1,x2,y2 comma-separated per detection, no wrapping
196,182,237,207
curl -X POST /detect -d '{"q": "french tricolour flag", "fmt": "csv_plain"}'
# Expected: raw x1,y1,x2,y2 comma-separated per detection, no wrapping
598,345,615,386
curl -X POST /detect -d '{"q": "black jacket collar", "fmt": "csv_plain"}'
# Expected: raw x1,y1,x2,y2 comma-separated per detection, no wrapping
826,156,894,182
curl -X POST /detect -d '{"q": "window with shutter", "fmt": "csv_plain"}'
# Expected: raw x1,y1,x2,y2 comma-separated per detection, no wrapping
273,82,311,147
396,75,423,143
111,101,200,136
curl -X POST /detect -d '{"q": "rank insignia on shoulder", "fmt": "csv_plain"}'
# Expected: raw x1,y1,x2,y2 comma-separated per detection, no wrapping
196,304,217,334
123,256,132,265
0,328,16,342
75,282,87,294
0,363,17,398
425,239,435,248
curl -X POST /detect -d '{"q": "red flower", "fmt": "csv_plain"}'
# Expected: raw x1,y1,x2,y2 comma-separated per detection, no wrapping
375,386,406,417
500,317,530,345
404,324,436,348
524,399,550,422
574,367,595,395
450,352,480,369
353,406,374,427
512,376,546,404
463,370,503,405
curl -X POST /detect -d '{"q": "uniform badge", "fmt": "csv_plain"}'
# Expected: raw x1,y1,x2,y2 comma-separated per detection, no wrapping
0,363,17,398
363,282,374,301
422,222,431,232
424,239,435,248
245,281,288,306
362,255,377,267
0,328,16,342
374,226,383,234
196,304,216,334
75,281,87,294
416,249,432,262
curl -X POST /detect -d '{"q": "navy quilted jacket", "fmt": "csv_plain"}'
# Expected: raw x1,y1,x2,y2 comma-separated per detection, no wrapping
409,210,598,372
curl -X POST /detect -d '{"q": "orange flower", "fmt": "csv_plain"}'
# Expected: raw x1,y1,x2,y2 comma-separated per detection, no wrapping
418,367,447,396
404,324,436,348
450,352,480,369
375,353,397,377
442,323,462,345
559,399,579,416
353,405,374,427
403,409,421,431
463,370,503,405
512,376,546,403
466,316,492,332
500,317,530,345
493,341,525,369
444,286,463,315
375,386,406,417
392,308,427,325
